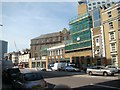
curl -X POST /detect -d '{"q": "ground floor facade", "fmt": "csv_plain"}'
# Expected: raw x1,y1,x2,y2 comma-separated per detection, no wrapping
65,49,93,68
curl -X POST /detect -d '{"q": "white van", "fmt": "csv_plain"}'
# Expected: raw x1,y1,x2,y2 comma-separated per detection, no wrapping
51,62,66,71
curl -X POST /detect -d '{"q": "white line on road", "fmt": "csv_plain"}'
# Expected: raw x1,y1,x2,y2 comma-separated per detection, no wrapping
90,84,120,90
72,74,119,80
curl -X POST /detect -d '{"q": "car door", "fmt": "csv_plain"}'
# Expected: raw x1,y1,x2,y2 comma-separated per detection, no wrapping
13,74,24,88
93,66,101,74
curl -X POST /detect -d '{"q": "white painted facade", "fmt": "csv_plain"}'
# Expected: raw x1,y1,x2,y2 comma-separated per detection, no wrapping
19,53,30,63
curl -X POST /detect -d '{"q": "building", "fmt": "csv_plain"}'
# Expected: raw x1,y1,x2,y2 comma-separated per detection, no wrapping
18,49,31,68
78,0,88,15
46,43,65,69
78,0,115,12
0,40,8,60
87,0,115,11
65,2,93,69
90,8,106,65
30,28,70,68
100,3,120,67
5,51,21,66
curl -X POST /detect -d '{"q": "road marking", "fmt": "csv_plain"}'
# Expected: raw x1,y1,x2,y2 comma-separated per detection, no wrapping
72,74,119,80
90,84,120,90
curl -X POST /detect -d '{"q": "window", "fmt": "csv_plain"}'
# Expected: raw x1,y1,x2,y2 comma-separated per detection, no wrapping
117,7,120,14
56,50,58,55
118,19,120,28
112,2,114,4
109,32,115,41
97,2,100,4
96,49,100,54
107,4,111,7
64,36,67,40
96,38,100,46
109,22,113,29
35,47,37,51
93,2,96,5
108,11,112,17
93,6,96,9
89,7,91,10
34,53,38,57
111,55,116,65
102,1,105,3
119,30,120,39
110,43,116,52
89,3,91,6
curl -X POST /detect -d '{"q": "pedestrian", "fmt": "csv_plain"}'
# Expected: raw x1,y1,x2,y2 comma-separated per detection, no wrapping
53,84,72,90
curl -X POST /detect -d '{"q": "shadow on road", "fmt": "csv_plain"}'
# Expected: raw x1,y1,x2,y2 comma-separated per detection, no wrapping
73,79,120,90
40,71,86,79
2,79,120,90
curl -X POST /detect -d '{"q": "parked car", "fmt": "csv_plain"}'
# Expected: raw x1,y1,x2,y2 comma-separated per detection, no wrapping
12,69,48,89
51,62,66,71
48,63,54,71
2,67,20,84
87,66,116,76
36,67,46,71
64,66,81,72
105,65,119,73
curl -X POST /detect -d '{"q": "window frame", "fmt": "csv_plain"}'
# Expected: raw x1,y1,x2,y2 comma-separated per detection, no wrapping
109,32,115,41
108,11,112,17
109,22,113,29
110,43,116,52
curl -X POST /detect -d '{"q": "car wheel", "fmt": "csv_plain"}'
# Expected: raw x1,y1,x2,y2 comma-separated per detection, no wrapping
65,69,68,72
89,71,92,75
103,72,108,76
111,73,114,76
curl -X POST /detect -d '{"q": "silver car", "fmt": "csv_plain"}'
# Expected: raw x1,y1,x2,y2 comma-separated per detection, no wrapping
105,65,119,73
65,66,81,72
12,69,48,89
87,66,115,76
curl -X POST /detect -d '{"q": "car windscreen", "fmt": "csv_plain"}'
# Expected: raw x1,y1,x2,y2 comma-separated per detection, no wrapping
8,68,20,74
23,73,43,81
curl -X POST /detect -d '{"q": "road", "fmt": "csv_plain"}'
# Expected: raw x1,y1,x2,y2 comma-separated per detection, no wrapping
40,71,120,90
2,69,120,90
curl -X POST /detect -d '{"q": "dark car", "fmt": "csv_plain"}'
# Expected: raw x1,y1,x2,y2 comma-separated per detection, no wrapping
2,67,20,84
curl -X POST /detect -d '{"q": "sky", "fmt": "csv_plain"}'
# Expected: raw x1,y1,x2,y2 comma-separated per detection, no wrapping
0,0,120,52
1,2,78,52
